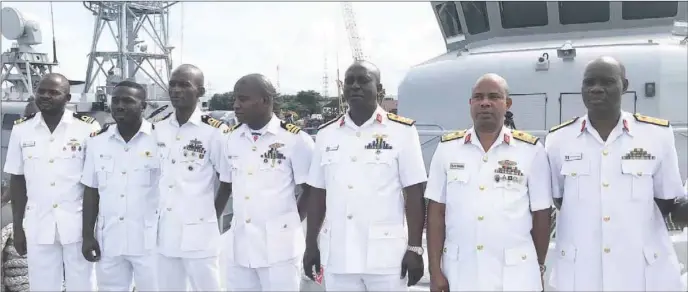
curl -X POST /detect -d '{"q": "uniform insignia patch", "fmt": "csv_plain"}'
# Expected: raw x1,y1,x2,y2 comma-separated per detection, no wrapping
65,138,83,152
622,148,655,160
201,115,225,128
386,113,415,126
73,112,97,124
633,113,669,127
319,115,343,130
89,124,110,137
224,123,243,134
280,121,301,134
549,117,580,133
143,151,153,158
494,160,524,184
14,113,36,125
183,139,206,159
365,134,393,154
440,130,466,143
511,130,539,145
261,143,286,167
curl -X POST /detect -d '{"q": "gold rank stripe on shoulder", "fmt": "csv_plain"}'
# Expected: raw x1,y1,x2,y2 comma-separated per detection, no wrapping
441,130,466,143
549,117,580,133
73,112,97,124
223,123,242,134
512,130,539,145
201,115,225,128
387,113,415,126
89,124,110,137
319,114,343,130
14,113,36,125
634,113,669,127
280,121,301,134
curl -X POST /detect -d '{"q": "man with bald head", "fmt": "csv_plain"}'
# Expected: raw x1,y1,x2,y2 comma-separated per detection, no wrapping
425,73,552,291
153,64,228,291
304,61,427,291
217,73,314,290
4,73,100,291
546,56,685,291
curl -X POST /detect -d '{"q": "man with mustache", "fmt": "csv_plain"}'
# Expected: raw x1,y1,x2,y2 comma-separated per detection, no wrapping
425,73,552,292
217,74,314,290
154,64,228,291
81,81,160,291
303,61,427,291
546,56,685,291
4,73,101,291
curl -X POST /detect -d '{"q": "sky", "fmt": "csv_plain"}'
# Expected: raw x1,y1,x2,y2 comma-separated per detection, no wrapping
1,1,447,97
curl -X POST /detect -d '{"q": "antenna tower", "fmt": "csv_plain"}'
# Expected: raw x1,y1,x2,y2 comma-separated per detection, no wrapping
322,53,329,98
276,65,281,94
341,2,366,61
82,1,177,100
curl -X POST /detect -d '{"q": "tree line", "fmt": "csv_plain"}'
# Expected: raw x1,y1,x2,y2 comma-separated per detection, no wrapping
208,90,340,121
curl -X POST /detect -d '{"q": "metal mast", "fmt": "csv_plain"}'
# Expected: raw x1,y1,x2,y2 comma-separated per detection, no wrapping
82,1,177,100
341,2,366,61
321,53,329,98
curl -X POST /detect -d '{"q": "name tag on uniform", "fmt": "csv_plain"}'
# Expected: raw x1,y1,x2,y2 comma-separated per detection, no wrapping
449,162,464,170
564,153,583,161
325,145,339,152
21,141,35,148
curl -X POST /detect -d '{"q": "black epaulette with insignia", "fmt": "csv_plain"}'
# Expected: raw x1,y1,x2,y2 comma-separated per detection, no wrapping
280,121,301,134
14,113,36,125
318,115,343,130
549,117,579,133
153,112,173,123
634,113,670,127
201,115,225,128
89,124,110,137
512,130,539,145
73,112,97,124
387,113,415,126
223,123,242,134
441,130,466,143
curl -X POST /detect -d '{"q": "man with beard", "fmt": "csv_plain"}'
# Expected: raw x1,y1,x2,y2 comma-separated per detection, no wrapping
546,56,685,291
81,81,160,291
303,61,426,291
154,64,228,291
217,74,314,290
4,73,100,291
424,74,552,292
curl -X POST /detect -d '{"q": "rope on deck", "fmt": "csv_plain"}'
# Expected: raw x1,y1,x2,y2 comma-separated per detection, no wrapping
2,225,29,292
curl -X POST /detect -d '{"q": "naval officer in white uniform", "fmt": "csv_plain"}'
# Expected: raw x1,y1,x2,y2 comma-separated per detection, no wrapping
154,64,228,291
4,73,100,291
81,81,160,291
425,74,552,292
304,61,427,291
218,74,314,291
546,56,685,291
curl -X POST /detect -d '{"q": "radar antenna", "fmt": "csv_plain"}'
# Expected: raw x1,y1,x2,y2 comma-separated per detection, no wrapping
341,2,366,62
82,1,177,100
0,7,55,101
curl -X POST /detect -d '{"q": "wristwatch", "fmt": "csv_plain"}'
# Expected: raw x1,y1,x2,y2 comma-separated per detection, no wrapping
407,245,424,256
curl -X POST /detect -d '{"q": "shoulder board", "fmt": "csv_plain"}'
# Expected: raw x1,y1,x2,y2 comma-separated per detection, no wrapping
154,112,173,123
73,112,96,124
223,123,243,134
441,130,466,143
634,113,669,127
201,115,225,128
14,113,36,125
387,113,415,126
280,121,301,134
318,115,343,130
512,130,539,145
89,124,110,137
549,117,579,133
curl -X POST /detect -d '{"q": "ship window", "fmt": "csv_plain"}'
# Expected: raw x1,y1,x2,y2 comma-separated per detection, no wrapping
461,1,490,35
499,1,549,29
2,114,20,130
435,2,462,38
622,1,678,20
559,1,610,24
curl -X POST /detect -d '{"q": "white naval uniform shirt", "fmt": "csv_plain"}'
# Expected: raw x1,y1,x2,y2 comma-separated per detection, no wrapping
154,108,228,258
425,126,552,291
80,121,160,257
219,115,314,268
546,111,685,291
3,110,101,245
307,107,428,275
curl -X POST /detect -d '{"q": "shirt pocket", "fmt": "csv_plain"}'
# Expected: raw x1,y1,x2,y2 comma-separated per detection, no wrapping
21,147,41,177
265,211,304,264
365,223,407,271
621,160,656,201
95,158,114,187
320,152,341,185
560,159,591,201
446,169,470,205
503,243,541,291
131,158,160,187
363,151,397,192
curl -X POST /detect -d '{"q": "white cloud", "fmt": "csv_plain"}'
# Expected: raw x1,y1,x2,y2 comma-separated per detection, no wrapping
1,1,446,96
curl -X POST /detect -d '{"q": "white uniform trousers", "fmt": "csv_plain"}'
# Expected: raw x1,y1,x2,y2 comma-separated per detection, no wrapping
324,272,408,292
157,254,221,291
224,258,301,291
96,253,158,291
26,231,95,291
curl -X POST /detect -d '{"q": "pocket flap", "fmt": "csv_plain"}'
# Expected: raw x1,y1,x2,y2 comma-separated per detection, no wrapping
443,242,459,260
504,244,536,266
561,160,590,176
321,153,340,165
447,170,470,183
266,211,301,233
95,158,114,172
621,160,656,177
643,246,660,265
557,243,577,261
364,151,395,165
184,214,218,225
368,224,406,239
